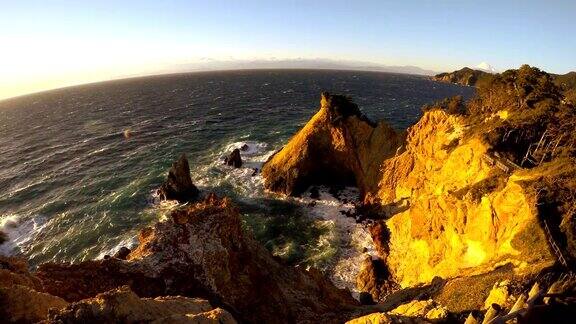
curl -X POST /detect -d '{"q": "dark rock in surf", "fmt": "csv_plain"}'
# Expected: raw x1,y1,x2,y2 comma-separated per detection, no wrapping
240,144,250,151
113,247,131,260
157,154,199,202
309,187,320,199
224,149,243,168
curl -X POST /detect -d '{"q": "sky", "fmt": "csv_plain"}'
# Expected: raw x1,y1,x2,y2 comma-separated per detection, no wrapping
1,0,575,100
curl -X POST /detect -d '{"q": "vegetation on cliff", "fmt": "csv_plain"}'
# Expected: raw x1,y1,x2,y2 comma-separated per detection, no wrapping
432,67,491,86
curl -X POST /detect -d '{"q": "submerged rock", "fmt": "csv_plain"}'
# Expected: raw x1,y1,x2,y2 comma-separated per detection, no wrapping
224,148,242,168
37,194,359,323
157,153,199,202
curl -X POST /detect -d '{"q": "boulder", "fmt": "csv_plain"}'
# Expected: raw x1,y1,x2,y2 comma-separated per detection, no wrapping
0,256,68,322
157,154,199,202
0,230,6,245
224,148,242,168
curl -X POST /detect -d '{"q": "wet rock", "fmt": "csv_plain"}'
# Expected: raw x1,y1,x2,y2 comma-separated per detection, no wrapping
240,144,250,151
157,154,199,202
0,230,6,245
309,186,320,199
358,292,375,305
224,148,242,168
113,247,131,260
251,168,258,176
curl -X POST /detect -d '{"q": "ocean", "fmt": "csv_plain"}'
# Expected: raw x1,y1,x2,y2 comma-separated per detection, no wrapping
0,69,473,293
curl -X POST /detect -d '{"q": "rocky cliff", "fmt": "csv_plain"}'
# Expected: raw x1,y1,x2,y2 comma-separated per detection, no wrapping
262,66,576,315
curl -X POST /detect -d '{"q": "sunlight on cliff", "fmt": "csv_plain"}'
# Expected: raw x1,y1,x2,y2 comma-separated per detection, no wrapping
464,239,487,266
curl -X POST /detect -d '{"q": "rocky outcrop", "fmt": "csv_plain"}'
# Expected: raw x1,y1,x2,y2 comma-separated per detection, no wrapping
37,194,359,323
45,285,236,323
432,67,490,86
262,92,403,197
157,153,199,202
369,109,556,286
263,68,573,301
0,256,68,323
224,148,242,168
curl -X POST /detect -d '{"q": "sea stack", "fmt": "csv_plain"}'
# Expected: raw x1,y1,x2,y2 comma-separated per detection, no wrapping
261,92,402,197
157,153,199,202
224,148,243,168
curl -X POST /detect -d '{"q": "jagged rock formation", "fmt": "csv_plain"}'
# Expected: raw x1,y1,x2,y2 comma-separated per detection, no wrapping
262,92,403,196
433,67,491,86
157,153,199,202
36,194,359,323
224,148,243,168
262,66,576,312
46,286,236,323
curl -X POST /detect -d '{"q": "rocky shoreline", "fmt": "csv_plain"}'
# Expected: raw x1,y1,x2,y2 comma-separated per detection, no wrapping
2,65,576,323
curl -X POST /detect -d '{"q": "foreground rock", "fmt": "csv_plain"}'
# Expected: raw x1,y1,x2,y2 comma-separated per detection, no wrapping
224,148,243,168
157,153,199,202
46,286,236,323
37,194,359,323
262,92,403,197
0,256,68,322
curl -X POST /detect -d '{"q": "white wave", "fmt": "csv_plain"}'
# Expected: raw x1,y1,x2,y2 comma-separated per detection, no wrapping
293,186,376,298
0,214,48,256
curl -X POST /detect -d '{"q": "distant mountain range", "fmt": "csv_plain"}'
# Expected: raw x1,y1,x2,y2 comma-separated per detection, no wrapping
166,58,438,76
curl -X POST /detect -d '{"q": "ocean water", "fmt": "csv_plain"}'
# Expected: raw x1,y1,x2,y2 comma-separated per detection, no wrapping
0,69,473,292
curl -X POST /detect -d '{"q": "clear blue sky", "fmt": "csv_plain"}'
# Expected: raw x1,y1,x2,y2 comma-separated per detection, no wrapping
1,0,575,99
